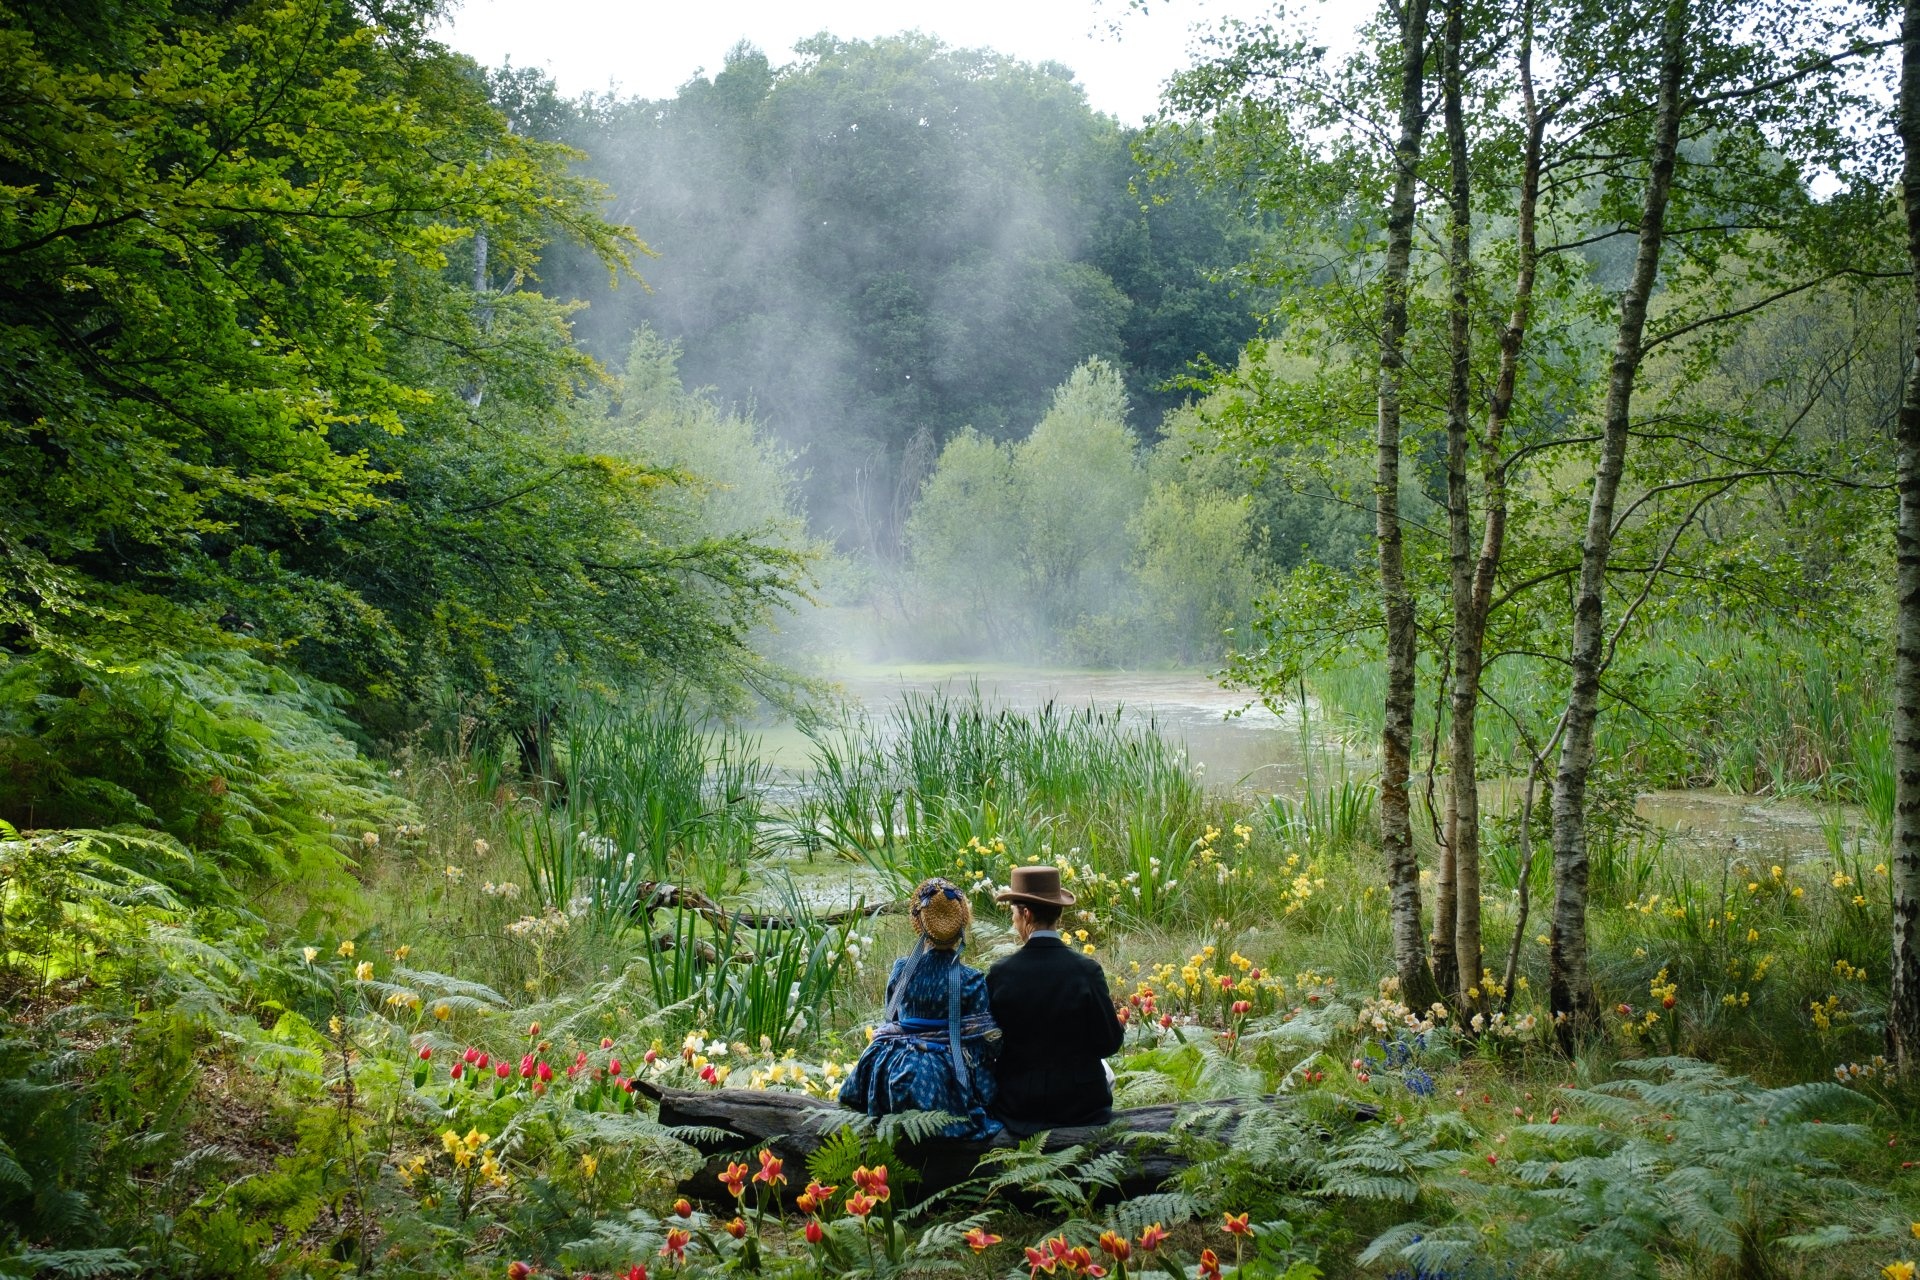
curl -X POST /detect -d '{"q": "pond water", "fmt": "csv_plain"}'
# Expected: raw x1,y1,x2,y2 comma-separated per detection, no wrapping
745,665,1853,910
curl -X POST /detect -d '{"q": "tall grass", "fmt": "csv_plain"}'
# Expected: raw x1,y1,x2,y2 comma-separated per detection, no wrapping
641,876,859,1050
508,702,773,931
790,687,1209,909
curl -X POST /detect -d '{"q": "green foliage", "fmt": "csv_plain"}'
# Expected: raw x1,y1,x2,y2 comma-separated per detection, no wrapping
0,0,631,659
975,1138,1129,1224
899,359,1266,664
1366,1059,1896,1277
0,649,395,883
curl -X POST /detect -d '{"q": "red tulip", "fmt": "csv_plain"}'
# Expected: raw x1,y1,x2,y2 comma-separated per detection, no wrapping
495,1062,510,1080
624,1266,648,1280
507,1262,533,1280
1097,1231,1129,1262
724,1217,747,1239
609,1058,622,1074
520,1054,536,1079
418,1045,433,1060
645,1048,660,1065
699,1063,719,1085
1025,1246,1057,1278
536,1061,553,1084
804,1180,838,1204
1198,1248,1222,1280
602,1037,615,1049
851,1165,889,1202
1223,1212,1252,1236
845,1192,877,1218
450,1062,464,1079
659,1228,690,1263
804,1219,825,1245
753,1148,785,1187
1136,1224,1169,1253
672,1198,692,1218
1231,1000,1252,1016
477,1053,490,1070
464,1047,480,1064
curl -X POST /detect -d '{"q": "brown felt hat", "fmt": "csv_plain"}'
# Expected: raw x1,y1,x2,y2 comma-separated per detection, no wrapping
912,877,973,948
995,865,1076,909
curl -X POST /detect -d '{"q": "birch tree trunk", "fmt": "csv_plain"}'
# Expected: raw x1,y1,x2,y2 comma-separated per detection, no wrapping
1548,0,1689,1043
1380,0,1443,1014
1490,2,1544,1003
1439,0,1480,1012
1890,0,1920,1075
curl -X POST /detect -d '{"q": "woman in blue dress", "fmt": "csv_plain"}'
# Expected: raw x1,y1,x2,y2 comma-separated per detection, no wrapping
838,878,1003,1139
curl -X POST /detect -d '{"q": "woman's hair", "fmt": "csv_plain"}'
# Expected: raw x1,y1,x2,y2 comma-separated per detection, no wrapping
1018,901,1063,929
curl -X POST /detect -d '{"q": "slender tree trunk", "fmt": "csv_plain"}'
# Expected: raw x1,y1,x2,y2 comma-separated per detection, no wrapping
1548,0,1689,1045
1439,0,1479,1011
1890,0,1920,1075
1491,8,1545,1005
1380,0,1443,1014
468,221,491,407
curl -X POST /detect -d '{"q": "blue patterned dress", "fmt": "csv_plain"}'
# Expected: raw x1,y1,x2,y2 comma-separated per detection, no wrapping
838,949,1003,1139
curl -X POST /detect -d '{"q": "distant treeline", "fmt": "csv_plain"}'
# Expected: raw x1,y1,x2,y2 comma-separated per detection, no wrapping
511,36,1270,555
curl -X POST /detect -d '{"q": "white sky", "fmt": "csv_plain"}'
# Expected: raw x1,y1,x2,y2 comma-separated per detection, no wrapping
433,0,1340,125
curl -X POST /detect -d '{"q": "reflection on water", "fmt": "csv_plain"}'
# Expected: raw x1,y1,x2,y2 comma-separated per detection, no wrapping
1634,789,1848,865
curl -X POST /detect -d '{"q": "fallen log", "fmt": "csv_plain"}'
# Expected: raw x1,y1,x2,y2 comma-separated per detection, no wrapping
635,1082,1374,1202
635,881,907,931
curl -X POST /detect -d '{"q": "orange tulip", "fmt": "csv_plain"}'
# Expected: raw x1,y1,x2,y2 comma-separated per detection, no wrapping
1136,1223,1169,1253
1198,1248,1222,1280
1097,1231,1131,1262
753,1149,785,1187
845,1192,877,1218
718,1161,749,1198
965,1228,1002,1252
1223,1212,1252,1236
724,1217,747,1240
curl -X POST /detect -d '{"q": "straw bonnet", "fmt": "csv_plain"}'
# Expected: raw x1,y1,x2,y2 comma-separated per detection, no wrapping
994,865,1076,909
911,877,973,949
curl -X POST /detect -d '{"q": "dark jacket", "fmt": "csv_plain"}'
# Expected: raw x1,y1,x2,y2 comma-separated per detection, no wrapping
987,935,1126,1136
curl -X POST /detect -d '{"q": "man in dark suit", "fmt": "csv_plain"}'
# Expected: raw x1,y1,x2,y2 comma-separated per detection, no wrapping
988,866,1126,1136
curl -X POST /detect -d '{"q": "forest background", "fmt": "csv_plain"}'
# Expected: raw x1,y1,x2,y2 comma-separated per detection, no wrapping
6,0,1920,1275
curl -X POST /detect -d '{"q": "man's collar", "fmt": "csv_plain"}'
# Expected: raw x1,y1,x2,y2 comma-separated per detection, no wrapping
1028,930,1062,941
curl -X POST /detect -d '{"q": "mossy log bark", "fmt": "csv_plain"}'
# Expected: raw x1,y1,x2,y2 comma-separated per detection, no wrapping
636,1083,1373,1202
